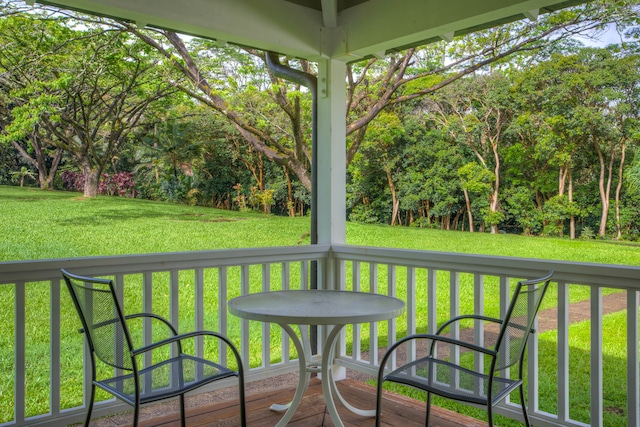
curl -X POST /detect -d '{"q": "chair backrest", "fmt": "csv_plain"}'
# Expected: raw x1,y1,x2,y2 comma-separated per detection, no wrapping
494,271,553,371
62,269,135,371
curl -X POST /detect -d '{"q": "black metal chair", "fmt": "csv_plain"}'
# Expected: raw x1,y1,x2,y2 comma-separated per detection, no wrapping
375,271,553,427
61,269,247,427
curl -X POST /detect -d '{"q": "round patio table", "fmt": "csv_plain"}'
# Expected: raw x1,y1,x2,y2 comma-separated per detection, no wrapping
228,289,405,427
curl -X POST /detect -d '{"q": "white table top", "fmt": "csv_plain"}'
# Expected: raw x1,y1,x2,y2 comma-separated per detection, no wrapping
228,289,405,325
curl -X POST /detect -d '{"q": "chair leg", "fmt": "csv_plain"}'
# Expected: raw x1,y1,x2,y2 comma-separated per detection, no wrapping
424,392,431,426
238,376,247,427
375,379,384,427
132,404,139,427
180,394,186,427
84,384,95,427
519,385,531,427
487,404,494,427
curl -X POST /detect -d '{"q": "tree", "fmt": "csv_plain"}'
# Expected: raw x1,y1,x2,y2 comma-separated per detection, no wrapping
511,62,588,238
512,47,640,238
0,14,65,189
457,162,494,232
0,10,178,197
358,110,405,225
90,0,637,195
609,50,640,239
395,119,465,229
9,166,35,187
427,73,514,233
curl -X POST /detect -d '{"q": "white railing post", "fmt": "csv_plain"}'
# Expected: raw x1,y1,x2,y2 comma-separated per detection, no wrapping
143,271,153,370
240,265,250,368
351,261,362,363
557,279,570,423
590,286,603,427
449,271,461,388
406,267,417,365
15,281,26,425
370,263,380,365
427,268,437,335
473,274,484,397
195,268,205,358
218,266,229,367
50,279,61,418
261,264,271,369
628,290,640,427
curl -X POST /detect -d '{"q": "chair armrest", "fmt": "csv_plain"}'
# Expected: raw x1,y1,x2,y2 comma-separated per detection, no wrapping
124,312,182,352
435,314,503,336
132,330,238,358
78,313,174,335
379,333,498,371
125,312,179,336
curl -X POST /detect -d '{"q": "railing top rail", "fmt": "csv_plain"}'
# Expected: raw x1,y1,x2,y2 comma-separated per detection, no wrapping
0,245,331,284
2,243,638,289
331,244,640,289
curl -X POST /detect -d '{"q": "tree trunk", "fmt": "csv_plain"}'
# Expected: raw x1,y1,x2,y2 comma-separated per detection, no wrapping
558,165,568,196
463,188,475,232
82,163,101,198
489,139,501,234
595,140,614,237
11,137,62,190
489,195,499,234
614,140,626,240
424,200,431,227
283,166,295,217
386,168,400,226
559,163,574,238
569,169,575,239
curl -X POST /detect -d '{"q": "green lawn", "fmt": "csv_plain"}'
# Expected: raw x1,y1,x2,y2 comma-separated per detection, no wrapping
1,185,639,264
1,185,638,426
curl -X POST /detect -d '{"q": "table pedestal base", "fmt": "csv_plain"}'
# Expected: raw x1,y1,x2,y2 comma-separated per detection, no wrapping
270,324,374,427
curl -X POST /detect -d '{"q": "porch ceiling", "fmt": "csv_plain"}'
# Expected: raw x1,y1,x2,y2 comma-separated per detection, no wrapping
37,0,587,61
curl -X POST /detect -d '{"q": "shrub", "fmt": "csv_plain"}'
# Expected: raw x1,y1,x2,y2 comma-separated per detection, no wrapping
60,171,137,197
579,226,595,240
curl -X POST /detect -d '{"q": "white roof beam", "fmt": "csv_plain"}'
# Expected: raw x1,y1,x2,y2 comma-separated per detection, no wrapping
38,0,323,59
333,0,583,60
321,0,338,28
38,0,586,61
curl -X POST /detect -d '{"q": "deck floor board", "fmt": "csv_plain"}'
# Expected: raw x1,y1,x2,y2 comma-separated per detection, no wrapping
88,378,487,427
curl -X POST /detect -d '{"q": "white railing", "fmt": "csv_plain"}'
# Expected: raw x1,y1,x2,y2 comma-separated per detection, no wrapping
331,245,640,427
0,244,638,427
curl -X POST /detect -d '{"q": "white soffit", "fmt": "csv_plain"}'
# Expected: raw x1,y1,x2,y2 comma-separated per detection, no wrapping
37,0,587,61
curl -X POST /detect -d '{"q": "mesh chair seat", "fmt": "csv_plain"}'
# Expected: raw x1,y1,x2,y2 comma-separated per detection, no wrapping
385,355,521,406
98,354,238,406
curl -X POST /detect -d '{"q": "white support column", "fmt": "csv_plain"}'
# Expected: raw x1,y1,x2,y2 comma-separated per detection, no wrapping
316,58,347,249
316,58,347,381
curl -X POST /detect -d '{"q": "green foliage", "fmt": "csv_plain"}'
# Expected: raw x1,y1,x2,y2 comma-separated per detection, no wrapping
0,11,177,196
2,2,640,238
9,166,35,187
458,162,493,194
503,186,544,235
249,187,275,214
579,225,596,240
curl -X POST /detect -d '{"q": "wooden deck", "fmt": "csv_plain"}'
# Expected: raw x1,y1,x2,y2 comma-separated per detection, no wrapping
90,377,487,427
